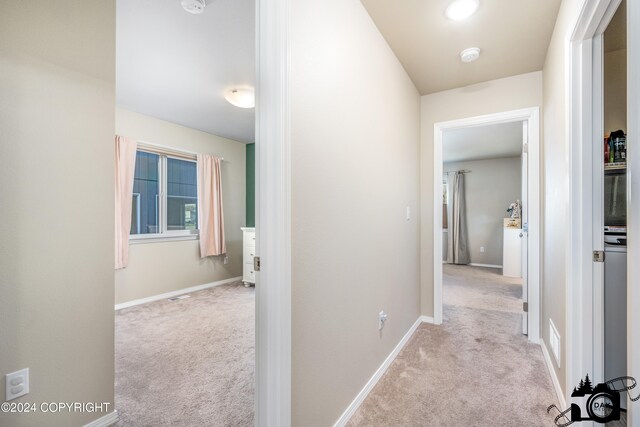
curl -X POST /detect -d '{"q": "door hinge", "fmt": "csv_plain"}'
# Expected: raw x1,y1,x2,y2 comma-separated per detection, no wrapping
593,250,605,262
523,143,528,154
523,302,528,312
253,256,261,271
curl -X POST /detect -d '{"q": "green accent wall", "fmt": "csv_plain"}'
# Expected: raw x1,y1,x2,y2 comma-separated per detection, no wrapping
246,143,255,227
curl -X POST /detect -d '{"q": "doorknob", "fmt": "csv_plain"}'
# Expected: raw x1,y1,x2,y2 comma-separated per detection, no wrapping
519,233,523,238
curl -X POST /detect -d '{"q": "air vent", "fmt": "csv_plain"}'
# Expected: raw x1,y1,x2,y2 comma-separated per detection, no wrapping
168,295,191,302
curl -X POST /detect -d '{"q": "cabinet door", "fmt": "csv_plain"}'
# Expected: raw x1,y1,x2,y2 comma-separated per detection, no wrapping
503,228,522,278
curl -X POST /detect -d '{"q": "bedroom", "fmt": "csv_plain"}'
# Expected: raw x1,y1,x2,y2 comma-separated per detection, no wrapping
114,0,256,424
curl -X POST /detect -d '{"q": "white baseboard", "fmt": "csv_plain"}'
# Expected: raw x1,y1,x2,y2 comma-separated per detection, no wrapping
541,340,566,409
469,263,503,269
84,410,118,427
442,262,503,269
115,276,242,310
420,315,436,324
333,316,424,427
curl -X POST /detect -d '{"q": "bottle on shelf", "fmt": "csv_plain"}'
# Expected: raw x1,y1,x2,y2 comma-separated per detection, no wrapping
609,136,615,163
611,129,626,164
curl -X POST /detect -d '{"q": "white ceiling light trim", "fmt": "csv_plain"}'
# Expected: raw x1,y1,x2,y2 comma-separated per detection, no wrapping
445,0,479,21
181,0,206,14
224,88,255,109
460,47,481,63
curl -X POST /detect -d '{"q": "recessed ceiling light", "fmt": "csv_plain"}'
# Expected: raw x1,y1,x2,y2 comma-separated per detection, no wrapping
460,47,481,63
181,0,206,14
445,0,479,21
224,88,255,109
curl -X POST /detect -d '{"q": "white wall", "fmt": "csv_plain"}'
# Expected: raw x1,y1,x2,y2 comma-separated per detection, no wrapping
421,71,543,316
290,0,421,424
0,1,116,426
541,0,587,397
604,49,627,134
114,108,246,305
444,157,522,266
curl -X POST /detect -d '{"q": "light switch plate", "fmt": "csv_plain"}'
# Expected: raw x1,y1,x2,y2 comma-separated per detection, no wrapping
5,368,29,401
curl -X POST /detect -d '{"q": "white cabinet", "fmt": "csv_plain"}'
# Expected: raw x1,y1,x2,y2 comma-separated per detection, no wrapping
503,227,522,277
242,227,256,286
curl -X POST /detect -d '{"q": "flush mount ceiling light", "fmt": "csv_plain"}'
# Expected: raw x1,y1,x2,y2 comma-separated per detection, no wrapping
460,47,481,63
445,0,479,20
224,88,255,109
181,0,206,14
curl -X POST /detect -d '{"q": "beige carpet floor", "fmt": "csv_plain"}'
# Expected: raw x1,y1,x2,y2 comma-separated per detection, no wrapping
347,264,559,427
115,282,254,427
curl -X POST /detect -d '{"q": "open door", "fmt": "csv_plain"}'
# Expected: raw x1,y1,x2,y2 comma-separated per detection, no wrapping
521,120,529,335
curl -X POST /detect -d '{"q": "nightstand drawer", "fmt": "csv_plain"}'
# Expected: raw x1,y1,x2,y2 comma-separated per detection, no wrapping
243,264,255,282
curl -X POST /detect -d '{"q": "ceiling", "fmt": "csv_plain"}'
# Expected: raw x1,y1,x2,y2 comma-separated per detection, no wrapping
361,0,562,95
116,0,255,143
443,121,522,163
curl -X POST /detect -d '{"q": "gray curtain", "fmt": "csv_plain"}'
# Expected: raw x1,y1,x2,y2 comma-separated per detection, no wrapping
447,172,470,265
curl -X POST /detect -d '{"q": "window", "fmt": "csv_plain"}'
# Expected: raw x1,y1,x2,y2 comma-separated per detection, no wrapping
130,149,198,241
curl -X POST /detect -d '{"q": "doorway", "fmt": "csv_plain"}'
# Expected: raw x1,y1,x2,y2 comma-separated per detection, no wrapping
114,0,258,425
567,0,638,423
602,3,628,418
441,121,527,331
433,108,541,343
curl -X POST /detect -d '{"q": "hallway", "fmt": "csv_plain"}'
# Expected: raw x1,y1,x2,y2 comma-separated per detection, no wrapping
347,264,558,426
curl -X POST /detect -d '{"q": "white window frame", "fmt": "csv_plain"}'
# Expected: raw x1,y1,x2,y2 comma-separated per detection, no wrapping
130,147,199,244
131,193,141,235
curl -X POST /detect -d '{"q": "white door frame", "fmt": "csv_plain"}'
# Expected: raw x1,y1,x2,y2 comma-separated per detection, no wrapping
433,107,541,344
521,121,530,335
567,0,639,422
629,0,640,425
255,0,291,425
565,0,619,401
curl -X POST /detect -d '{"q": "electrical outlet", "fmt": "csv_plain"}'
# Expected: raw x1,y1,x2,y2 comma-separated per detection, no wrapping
406,206,411,221
378,311,388,330
480,246,485,253
5,368,29,401
223,256,229,265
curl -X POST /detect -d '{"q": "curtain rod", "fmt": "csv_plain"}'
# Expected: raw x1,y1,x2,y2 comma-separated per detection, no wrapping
444,170,471,174
136,140,225,161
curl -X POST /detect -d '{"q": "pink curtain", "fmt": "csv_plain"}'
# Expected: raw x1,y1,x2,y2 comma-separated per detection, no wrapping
197,154,226,257
114,135,137,269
